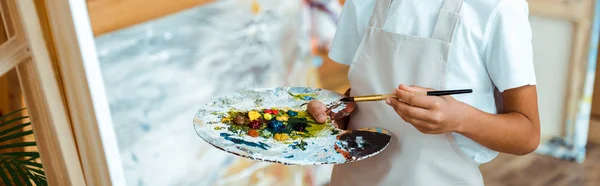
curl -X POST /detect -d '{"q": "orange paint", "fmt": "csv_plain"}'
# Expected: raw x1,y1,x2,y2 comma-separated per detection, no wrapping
334,144,350,160
251,0,261,14
248,130,259,137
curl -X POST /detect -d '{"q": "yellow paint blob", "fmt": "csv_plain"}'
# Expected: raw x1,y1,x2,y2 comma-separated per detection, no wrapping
221,116,232,123
248,111,261,121
276,115,289,122
274,133,289,141
264,113,273,120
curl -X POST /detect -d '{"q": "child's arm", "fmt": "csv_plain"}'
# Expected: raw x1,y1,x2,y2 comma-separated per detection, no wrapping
383,0,541,155
386,85,540,155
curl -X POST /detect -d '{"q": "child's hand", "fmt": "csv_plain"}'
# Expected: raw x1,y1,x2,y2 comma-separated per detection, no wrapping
307,88,355,129
307,100,356,129
307,100,329,123
385,85,468,134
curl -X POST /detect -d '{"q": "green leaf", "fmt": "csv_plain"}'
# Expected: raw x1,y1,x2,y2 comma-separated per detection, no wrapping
22,169,39,186
0,123,31,137
0,116,29,129
9,162,26,186
29,173,46,186
32,173,45,181
0,152,39,158
18,161,40,186
0,162,12,186
17,161,43,169
0,109,46,185
0,131,34,143
27,168,44,176
25,157,39,162
7,160,32,186
1,160,24,186
0,108,26,121
0,142,37,151
31,173,45,182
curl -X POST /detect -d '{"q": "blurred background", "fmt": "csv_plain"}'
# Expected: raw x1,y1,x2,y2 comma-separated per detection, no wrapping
0,0,599,185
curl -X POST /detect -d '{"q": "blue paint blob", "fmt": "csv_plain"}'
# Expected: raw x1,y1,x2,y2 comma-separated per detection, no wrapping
220,133,270,150
131,154,138,163
268,120,285,132
287,110,298,116
140,123,151,132
285,155,294,158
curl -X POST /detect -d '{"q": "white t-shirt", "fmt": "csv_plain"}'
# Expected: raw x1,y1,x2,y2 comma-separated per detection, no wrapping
329,0,536,164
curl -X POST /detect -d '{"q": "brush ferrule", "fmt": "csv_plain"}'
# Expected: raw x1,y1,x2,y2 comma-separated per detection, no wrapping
352,94,395,102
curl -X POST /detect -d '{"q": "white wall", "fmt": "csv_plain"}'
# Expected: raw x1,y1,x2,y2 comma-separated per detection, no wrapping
529,15,573,140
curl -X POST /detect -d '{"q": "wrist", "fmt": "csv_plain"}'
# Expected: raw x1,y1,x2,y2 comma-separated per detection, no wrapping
454,103,475,134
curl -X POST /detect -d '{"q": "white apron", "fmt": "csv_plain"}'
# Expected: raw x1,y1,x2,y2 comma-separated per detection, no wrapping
329,0,484,185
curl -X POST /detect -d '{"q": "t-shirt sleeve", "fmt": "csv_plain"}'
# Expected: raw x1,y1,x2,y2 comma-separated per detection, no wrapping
328,0,363,65
484,0,537,92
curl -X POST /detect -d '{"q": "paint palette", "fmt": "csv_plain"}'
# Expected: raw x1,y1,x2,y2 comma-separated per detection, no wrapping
193,87,391,165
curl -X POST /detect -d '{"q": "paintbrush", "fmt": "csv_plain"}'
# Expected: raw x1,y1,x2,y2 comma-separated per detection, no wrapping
340,89,473,102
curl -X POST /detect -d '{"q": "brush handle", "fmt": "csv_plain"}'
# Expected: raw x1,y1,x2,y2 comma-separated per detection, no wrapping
342,89,472,102
426,89,472,96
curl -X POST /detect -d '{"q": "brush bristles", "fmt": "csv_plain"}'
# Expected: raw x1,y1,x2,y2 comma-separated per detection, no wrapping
340,97,354,102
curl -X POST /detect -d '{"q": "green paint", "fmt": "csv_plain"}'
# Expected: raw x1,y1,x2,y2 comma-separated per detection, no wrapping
220,98,235,105
290,140,308,150
331,128,340,135
305,122,329,137
226,109,244,117
254,97,264,106
228,124,249,134
287,92,317,101
297,111,333,137
288,131,305,140
259,129,273,138
219,109,335,145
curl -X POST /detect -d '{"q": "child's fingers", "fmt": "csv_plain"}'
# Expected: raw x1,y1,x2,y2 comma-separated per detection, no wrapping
386,97,430,121
393,88,439,109
306,100,328,123
398,84,434,92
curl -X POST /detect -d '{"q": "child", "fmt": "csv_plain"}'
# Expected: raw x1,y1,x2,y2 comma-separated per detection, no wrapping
307,0,541,185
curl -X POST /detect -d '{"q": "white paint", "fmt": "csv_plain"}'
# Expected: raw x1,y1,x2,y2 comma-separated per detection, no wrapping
355,136,364,148
528,16,573,139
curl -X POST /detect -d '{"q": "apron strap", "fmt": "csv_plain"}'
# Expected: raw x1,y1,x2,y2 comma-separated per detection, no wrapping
368,0,393,28
432,0,464,42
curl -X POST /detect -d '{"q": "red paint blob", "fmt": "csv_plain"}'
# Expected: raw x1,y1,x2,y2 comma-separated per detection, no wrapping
249,121,261,129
